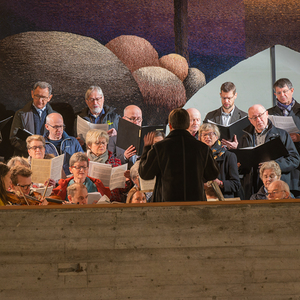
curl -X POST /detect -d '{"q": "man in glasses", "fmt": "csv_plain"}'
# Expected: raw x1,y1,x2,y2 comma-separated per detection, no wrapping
268,78,300,153
44,113,83,176
203,82,247,149
108,105,143,167
9,81,54,157
238,104,299,199
267,180,292,200
10,165,34,196
76,85,120,135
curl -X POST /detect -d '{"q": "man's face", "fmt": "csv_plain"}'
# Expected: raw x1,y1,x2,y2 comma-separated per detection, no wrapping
220,90,236,112
31,87,52,109
13,175,32,196
123,106,142,126
267,182,289,200
45,115,64,140
71,188,88,205
86,90,104,115
28,140,45,159
188,110,201,135
274,85,294,105
248,106,268,133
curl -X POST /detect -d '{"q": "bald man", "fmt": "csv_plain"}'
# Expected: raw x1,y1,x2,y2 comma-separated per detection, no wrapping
186,108,201,139
238,104,299,199
44,112,83,176
267,180,292,200
108,105,143,167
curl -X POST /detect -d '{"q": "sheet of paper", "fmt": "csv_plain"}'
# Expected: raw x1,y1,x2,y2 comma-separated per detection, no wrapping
88,161,127,189
268,115,299,133
31,154,64,183
31,186,53,197
77,115,109,141
88,192,102,204
139,177,156,192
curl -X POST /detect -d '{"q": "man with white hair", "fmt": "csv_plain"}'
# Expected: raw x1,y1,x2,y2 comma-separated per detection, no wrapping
238,104,299,199
186,108,201,139
44,112,83,176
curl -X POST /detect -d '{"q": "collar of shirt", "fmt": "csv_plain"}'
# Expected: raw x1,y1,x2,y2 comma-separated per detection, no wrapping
88,108,105,123
32,103,47,117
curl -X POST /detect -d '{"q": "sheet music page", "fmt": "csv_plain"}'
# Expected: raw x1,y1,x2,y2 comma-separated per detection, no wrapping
31,186,53,197
139,177,156,192
268,115,299,133
77,116,109,141
31,158,52,183
110,164,127,190
50,154,65,181
88,161,112,187
87,192,102,204
31,154,64,183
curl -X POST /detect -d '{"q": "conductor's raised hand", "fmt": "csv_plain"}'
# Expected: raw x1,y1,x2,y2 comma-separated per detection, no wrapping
144,132,155,147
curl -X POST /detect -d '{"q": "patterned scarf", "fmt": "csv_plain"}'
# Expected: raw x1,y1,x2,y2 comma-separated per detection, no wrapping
211,140,226,160
87,149,109,163
276,98,295,116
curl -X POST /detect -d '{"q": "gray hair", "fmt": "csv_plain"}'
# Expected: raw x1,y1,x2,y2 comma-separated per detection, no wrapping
85,86,104,100
273,78,293,91
69,152,89,168
32,81,52,95
259,161,281,180
6,156,30,169
26,135,46,149
199,123,220,139
86,129,109,147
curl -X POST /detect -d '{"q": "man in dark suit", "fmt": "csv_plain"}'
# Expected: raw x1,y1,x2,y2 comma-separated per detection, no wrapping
267,78,300,154
203,82,247,149
139,108,219,202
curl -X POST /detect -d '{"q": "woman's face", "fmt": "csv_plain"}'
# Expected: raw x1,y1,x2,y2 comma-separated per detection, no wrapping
28,140,45,159
200,130,218,148
3,171,12,190
262,168,280,189
69,161,88,183
131,191,147,203
89,137,107,157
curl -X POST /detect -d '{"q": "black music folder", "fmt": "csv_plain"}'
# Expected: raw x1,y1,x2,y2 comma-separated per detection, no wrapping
116,118,166,156
15,128,33,141
208,116,250,140
229,137,289,169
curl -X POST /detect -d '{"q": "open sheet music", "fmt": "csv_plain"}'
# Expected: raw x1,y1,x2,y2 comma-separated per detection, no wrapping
268,115,299,134
31,154,64,183
88,161,127,190
77,115,109,142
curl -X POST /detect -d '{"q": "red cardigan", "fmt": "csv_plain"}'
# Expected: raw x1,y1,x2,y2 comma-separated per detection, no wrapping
52,176,111,200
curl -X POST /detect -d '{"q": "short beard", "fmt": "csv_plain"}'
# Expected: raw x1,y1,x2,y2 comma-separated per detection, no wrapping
90,107,102,115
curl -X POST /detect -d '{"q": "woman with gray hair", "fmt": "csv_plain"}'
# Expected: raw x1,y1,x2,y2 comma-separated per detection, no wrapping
250,160,282,200
199,123,241,198
86,129,132,202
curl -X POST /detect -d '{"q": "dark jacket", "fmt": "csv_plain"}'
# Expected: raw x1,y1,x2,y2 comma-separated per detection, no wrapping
76,105,120,133
250,185,267,200
268,99,300,155
44,131,84,176
203,106,247,125
215,149,241,198
139,129,219,202
238,121,300,199
9,101,54,156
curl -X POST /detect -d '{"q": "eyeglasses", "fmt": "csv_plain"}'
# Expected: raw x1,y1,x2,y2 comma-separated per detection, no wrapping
28,146,44,151
249,110,267,121
17,182,33,189
94,141,107,146
221,95,235,101
86,97,103,102
275,89,291,96
266,190,286,197
47,124,66,130
33,95,50,100
71,166,88,171
124,116,143,123
201,132,216,138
